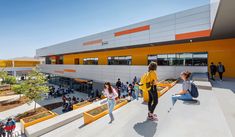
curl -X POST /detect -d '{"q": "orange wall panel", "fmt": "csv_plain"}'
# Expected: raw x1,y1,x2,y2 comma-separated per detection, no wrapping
63,38,235,77
114,25,150,37
176,29,212,40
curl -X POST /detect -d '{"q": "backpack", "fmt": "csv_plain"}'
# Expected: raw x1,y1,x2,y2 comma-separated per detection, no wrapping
139,72,151,91
188,82,199,98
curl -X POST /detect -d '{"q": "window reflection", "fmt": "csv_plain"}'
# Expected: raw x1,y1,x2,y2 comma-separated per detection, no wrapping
108,56,132,65
148,52,208,66
83,58,98,65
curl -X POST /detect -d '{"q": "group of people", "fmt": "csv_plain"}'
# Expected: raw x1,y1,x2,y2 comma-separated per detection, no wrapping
103,61,200,123
62,95,85,112
0,118,16,137
115,77,141,101
210,62,225,81
48,85,74,98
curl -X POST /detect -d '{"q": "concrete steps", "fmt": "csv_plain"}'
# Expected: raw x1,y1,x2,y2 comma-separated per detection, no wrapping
41,84,181,137
156,89,233,137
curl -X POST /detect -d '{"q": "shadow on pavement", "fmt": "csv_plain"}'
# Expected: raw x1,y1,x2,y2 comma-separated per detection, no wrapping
133,120,157,137
183,100,200,105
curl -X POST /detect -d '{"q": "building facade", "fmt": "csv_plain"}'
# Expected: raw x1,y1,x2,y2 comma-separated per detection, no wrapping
36,0,235,84
0,59,41,76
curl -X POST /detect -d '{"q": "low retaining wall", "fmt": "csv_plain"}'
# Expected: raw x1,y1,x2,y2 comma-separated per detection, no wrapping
25,99,107,137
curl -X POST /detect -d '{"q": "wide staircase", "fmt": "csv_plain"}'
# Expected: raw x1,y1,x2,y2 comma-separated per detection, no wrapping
25,74,234,137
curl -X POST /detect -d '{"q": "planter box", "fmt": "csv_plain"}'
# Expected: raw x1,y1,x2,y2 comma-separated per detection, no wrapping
157,79,178,88
83,99,128,124
20,111,57,132
73,101,92,110
0,84,11,91
143,86,169,102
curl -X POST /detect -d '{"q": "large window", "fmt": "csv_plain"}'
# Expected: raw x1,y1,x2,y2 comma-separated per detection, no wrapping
108,56,132,65
45,56,63,64
83,58,98,65
148,52,208,66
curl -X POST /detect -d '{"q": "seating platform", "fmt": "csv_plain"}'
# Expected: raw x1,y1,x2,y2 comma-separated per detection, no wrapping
194,81,212,90
192,72,209,81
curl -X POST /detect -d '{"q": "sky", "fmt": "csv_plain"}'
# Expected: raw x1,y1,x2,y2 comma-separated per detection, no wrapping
0,0,209,59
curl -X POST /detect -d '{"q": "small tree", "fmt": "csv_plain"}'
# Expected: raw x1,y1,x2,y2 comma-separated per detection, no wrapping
21,68,49,112
0,69,7,85
12,84,25,100
3,75,17,85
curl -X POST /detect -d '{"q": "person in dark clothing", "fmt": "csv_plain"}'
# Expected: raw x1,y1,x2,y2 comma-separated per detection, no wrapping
210,62,217,81
116,79,122,98
116,79,122,88
0,121,6,137
217,62,225,81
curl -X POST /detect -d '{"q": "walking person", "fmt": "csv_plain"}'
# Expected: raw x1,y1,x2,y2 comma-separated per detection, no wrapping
134,82,140,100
0,121,6,137
217,62,225,81
103,82,118,124
210,62,217,81
171,71,194,105
4,118,15,137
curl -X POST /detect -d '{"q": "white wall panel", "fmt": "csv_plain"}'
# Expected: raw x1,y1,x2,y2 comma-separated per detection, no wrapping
176,5,210,18
175,24,211,34
39,65,207,84
36,4,214,57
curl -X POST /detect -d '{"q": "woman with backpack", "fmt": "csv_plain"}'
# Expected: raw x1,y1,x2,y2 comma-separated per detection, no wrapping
171,71,193,105
103,82,118,124
143,62,159,121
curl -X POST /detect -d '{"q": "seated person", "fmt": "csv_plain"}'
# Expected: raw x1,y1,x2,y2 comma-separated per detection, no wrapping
172,71,193,105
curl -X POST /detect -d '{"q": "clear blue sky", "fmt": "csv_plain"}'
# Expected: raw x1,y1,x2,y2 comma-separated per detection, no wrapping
0,0,209,59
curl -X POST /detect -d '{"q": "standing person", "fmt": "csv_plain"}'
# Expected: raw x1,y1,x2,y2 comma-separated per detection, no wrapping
210,62,217,81
133,76,137,85
128,84,135,100
103,82,118,124
125,82,129,97
217,62,225,81
116,78,122,98
0,121,5,137
145,62,159,121
134,82,140,100
4,118,15,137
171,71,193,105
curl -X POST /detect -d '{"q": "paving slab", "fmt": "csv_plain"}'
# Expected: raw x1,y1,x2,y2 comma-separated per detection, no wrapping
194,81,212,90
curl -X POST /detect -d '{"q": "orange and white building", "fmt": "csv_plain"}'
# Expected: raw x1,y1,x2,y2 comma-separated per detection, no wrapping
36,0,235,83
0,58,41,76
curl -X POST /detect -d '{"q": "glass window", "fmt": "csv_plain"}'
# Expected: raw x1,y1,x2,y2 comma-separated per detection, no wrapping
179,53,193,66
148,55,157,65
157,54,169,66
83,58,98,65
147,52,208,66
108,56,132,65
192,53,208,66
168,54,178,66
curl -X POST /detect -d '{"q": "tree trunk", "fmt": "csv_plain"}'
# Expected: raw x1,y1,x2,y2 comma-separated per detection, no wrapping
34,101,37,112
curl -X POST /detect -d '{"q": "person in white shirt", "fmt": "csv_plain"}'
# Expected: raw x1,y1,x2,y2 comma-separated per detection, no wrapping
103,82,118,124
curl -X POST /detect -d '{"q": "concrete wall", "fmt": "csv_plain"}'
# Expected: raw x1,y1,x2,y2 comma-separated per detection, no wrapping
36,5,212,57
39,64,207,83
